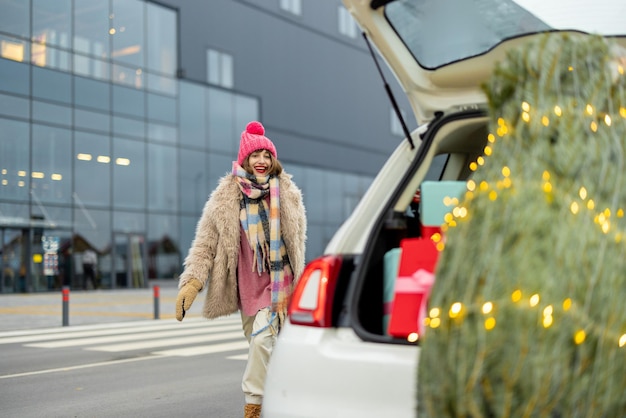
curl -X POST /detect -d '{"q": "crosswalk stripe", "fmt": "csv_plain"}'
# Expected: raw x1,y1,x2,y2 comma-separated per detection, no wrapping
0,317,240,345
86,331,246,352
24,324,242,349
153,340,250,357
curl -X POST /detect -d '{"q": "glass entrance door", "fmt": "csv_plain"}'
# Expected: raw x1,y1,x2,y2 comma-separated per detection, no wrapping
112,233,147,288
1,228,27,293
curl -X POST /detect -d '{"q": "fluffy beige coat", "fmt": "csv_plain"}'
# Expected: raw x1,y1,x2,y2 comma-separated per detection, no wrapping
178,172,307,319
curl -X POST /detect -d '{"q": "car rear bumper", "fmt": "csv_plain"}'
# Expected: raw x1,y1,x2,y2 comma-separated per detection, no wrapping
263,322,419,418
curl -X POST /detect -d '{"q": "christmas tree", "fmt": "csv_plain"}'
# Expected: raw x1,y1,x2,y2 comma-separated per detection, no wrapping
418,33,626,417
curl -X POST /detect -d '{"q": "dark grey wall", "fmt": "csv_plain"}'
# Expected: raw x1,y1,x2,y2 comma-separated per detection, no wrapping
157,0,415,176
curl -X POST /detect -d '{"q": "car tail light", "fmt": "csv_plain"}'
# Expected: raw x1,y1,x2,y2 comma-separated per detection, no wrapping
288,255,343,327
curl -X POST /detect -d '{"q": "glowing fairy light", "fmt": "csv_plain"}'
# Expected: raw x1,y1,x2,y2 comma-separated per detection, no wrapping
477,156,485,166
469,162,478,171
407,333,419,343
618,209,624,217
543,305,553,316
479,181,489,191
570,202,579,214
543,182,552,193
620,107,626,118
467,180,476,191
619,334,626,348
502,166,510,177
484,317,496,330
482,302,493,314
574,330,586,345
489,190,497,201
522,112,530,122
502,177,512,188
579,187,587,200
587,200,595,210
449,302,463,318
541,116,550,126
542,315,553,328
529,294,540,307
585,104,594,115
553,105,562,116
542,171,550,181
511,289,522,302
590,121,598,132
563,298,572,311
429,308,440,318
487,133,496,143
521,101,530,112
605,114,612,126
429,317,441,328
484,146,492,156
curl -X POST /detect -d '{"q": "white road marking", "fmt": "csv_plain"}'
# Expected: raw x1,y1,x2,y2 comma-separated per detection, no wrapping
153,341,250,357
86,330,245,352
25,324,242,348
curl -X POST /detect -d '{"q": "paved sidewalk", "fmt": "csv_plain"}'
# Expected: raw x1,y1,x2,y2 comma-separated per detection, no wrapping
0,279,205,332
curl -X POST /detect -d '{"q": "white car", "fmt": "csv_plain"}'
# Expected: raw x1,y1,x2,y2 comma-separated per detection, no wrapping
263,1,626,417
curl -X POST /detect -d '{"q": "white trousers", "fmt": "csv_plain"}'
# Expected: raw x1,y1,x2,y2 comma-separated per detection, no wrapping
240,307,279,405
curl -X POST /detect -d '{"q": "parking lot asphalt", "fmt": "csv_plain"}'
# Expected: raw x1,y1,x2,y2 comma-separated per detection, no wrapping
0,279,205,332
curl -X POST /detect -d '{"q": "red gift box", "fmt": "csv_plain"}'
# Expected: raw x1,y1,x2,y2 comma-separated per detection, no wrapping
387,237,439,338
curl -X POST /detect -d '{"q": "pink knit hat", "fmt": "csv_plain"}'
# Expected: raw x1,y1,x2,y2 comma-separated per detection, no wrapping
237,121,277,165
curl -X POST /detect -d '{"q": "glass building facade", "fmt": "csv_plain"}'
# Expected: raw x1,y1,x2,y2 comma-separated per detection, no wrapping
0,0,374,293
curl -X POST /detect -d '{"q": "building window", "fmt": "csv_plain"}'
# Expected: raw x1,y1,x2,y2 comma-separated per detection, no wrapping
206,48,233,89
339,7,358,38
391,108,406,136
280,0,301,16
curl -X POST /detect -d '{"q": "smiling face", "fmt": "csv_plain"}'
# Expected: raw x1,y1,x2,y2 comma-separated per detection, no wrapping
246,149,273,176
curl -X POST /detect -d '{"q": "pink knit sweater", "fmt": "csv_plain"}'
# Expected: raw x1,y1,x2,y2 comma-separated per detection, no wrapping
237,226,271,316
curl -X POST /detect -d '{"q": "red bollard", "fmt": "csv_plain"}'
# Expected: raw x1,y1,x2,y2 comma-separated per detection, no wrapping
62,286,70,326
153,285,160,320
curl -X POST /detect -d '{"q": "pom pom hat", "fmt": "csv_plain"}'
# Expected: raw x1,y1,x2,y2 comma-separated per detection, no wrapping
237,121,277,165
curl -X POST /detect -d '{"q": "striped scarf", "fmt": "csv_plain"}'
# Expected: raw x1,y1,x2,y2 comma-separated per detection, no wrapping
233,162,293,325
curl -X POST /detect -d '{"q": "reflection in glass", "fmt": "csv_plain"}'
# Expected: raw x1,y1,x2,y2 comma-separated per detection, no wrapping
113,137,146,210
74,131,111,206
147,122,177,144
147,213,180,280
73,0,109,59
0,34,30,63
0,118,30,201
180,149,207,213
147,92,176,124
111,0,144,67
146,72,176,96
74,76,110,111
207,88,234,153
32,124,72,204
112,63,143,88
32,0,71,48
180,81,206,149
147,2,176,75
113,84,145,118
32,66,71,103
0,93,29,119
0,0,30,39
32,101,72,127
113,116,145,139
0,56,30,95
73,53,109,80
147,143,177,211
74,108,110,133
31,45,70,71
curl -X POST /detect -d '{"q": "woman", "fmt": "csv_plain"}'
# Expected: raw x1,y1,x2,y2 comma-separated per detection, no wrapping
175,121,307,418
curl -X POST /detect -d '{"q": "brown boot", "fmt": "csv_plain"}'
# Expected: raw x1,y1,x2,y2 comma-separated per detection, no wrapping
244,403,261,418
